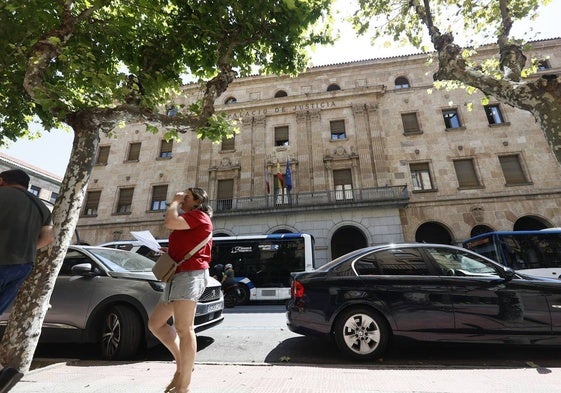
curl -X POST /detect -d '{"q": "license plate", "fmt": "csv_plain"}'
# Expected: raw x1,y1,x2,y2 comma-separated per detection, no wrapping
205,301,223,313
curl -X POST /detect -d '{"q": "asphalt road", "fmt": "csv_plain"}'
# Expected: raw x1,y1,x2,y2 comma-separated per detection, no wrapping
33,303,561,369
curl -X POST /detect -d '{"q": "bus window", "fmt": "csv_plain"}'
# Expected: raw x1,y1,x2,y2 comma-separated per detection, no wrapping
463,230,561,279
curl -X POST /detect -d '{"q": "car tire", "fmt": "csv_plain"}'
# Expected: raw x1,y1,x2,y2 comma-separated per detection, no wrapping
236,284,250,305
333,307,390,361
100,305,143,360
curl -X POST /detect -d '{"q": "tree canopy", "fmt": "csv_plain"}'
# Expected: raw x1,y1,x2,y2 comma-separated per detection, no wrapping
0,0,334,372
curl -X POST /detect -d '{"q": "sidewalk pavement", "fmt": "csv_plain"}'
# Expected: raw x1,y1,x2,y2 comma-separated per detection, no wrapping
8,360,561,393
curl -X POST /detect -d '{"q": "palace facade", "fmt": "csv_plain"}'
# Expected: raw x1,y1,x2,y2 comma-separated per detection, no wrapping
76,38,561,267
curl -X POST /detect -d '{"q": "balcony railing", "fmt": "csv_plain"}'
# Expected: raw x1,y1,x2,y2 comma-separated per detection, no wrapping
210,185,409,214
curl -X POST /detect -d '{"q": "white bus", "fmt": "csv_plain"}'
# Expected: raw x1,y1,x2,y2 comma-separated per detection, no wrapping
100,233,315,304
211,233,315,303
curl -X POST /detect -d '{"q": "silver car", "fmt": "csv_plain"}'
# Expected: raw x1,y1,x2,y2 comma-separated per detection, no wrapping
0,245,224,360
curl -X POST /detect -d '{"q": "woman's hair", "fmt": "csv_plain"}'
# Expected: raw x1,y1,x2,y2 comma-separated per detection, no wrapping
189,187,213,218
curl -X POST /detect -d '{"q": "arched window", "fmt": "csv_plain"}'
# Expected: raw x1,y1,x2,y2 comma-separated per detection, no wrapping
274,90,288,98
327,84,341,92
224,96,237,104
395,77,410,89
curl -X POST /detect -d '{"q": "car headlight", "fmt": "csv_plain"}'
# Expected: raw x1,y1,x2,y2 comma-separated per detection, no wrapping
149,280,165,292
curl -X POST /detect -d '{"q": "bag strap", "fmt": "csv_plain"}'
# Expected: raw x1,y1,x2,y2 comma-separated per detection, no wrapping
177,233,212,266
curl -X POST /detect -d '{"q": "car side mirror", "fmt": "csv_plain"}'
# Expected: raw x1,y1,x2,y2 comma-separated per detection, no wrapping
71,263,94,276
503,267,516,281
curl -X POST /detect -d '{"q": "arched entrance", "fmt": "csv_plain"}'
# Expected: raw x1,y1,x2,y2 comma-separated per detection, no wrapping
415,222,453,244
513,215,550,231
331,226,368,260
470,225,494,237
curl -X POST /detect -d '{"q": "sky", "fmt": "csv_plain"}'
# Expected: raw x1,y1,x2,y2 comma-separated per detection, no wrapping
1,0,559,178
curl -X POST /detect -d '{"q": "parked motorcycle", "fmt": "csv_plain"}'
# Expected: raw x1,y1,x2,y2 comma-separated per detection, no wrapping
213,264,242,308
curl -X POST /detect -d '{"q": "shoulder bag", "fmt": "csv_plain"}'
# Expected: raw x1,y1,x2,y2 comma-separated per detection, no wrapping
152,233,212,282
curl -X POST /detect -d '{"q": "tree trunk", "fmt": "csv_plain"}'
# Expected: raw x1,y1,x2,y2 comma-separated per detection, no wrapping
0,122,99,372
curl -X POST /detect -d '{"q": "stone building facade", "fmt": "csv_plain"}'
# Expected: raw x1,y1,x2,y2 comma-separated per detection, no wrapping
76,38,561,267
0,151,62,207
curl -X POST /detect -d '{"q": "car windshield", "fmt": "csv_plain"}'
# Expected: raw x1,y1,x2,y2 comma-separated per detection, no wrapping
87,247,155,272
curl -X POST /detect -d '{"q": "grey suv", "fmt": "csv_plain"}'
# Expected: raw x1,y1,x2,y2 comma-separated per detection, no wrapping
0,245,224,360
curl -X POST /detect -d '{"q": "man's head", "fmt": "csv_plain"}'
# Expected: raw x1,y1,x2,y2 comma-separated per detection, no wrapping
0,169,30,188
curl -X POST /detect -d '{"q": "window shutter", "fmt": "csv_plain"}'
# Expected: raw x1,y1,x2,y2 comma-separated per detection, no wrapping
401,113,420,133
499,155,527,185
453,160,479,187
96,146,110,165
128,143,141,161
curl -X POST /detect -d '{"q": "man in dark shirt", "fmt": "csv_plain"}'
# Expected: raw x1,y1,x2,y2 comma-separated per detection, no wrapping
0,169,54,392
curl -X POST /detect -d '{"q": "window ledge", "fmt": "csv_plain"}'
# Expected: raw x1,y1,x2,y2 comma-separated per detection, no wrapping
113,212,132,216
403,130,423,136
445,126,467,132
457,185,484,190
80,214,98,218
156,156,172,161
504,181,533,187
220,149,236,153
412,188,438,193
488,122,511,128
94,163,108,166
123,160,140,163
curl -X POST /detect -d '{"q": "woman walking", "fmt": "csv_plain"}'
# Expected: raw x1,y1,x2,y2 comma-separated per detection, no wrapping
148,187,213,393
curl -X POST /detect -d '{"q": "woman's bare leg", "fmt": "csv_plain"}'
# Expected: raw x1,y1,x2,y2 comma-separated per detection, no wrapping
148,301,182,390
171,299,198,393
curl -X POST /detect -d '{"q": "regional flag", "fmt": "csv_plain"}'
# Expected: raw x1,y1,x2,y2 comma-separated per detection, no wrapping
285,159,292,191
276,161,284,189
265,167,270,194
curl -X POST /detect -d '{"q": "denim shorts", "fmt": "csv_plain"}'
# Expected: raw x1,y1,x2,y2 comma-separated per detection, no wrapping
162,269,209,303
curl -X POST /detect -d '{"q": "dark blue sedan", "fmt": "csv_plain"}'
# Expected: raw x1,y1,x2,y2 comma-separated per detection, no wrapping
286,243,561,361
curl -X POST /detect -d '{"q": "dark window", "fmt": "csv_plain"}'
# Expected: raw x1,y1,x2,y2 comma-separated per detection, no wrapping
373,248,430,275
159,140,173,158
29,185,40,196
333,169,353,201
166,105,178,117
443,109,461,129
537,60,550,71
327,84,341,91
484,104,505,125
330,120,346,140
401,112,421,134
453,159,481,188
274,126,289,146
221,135,235,151
217,179,234,211
274,90,288,98
127,142,141,161
354,253,380,275
395,77,410,89
96,146,110,165
84,190,101,216
151,185,168,211
410,162,434,191
224,97,237,104
60,249,91,276
117,187,134,214
499,155,528,185
49,192,59,204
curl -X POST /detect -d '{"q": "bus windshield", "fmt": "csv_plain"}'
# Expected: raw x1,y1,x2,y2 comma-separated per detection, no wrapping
211,233,314,302
463,230,561,279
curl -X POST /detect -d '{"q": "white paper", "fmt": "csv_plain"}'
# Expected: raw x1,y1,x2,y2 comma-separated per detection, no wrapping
130,230,164,253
